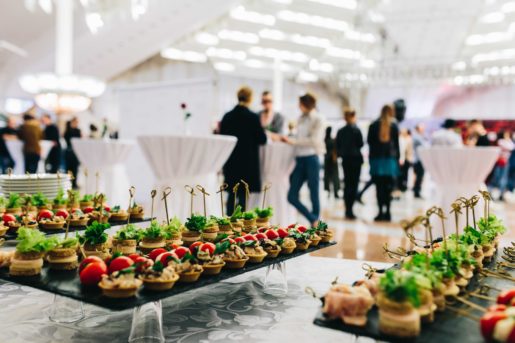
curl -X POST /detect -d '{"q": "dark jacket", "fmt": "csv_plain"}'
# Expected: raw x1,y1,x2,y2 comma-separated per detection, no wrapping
18,119,43,155
220,105,267,192
367,120,400,159
44,124,61,147
336,124,364,163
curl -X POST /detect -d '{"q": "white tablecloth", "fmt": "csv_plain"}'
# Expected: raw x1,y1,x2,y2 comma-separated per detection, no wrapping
249,142,296,225
419,147,499,234
137,135,237,221
6,140,53,174
71,138,135,207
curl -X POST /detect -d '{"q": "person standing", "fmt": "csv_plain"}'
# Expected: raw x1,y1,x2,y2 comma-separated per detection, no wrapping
283,93,325,226
18,113,43,174
412,123,428,198
398,128,413,192
466,119,490,146
64,117,82,189
220,86,268,215
367,104,400,222
492,130,514,201
336,108,363,219
0,116,18,173
323,127,340,199
41,114,61,173
431,119,463,147
259,91,285,134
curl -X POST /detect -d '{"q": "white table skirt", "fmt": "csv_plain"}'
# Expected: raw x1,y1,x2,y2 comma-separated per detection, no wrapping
71,138,135,207
137,135,237,221
419,146,500,234
6,140,53,174
248,142,296,225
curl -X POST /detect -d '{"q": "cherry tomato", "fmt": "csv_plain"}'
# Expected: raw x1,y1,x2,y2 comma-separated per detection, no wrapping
481,311,508,341
55,209,69,219
223,238,235,245
255,233,267,241
108,256,134,274
234,237,245,244
79,262,107,286
243,234,257,241
148,248,168,261
200,242,216,255
79,256,104,273
488,304,507,312
128,253,141,262
2,213,16,225
189,241,203,254
257,227,268,233
37,209,53,221
174,246,190,259
156,252,178,266
497,289,515,305
297,225,307,233
277,228,289,238
83,207,94,214
104,205,111,212
265,229,279,240
133,256,153,273
287,223,296,229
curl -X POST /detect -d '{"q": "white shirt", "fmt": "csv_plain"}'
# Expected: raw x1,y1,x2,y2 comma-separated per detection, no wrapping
431,129,463,147
292,111,326,157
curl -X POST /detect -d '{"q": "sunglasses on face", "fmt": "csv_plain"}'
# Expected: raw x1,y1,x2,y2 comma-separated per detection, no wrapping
262,99,272,104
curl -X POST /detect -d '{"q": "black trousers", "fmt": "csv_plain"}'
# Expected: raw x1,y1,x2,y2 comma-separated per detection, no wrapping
399,162,411,191
226,186,247,217
373,175,394,214
413,161,424,196
342,158,361,216
45,146,62,173
65,149,80,188
24,153,40,174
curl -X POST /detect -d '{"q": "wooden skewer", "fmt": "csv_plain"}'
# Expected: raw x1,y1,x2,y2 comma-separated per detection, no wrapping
446,306,481,321
452,296,487,312
216,183,228,217
195,185,210,217
95,172,100,195
184,186,196,217
469,195,479,230
232,182,240,214
127,186,135,225
261,182,271,209
84,168,88,194
240,180,250,211
150,189,157,220
161,187,172,223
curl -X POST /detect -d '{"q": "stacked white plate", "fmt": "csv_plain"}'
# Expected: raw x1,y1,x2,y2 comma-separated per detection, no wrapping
0,173,73,198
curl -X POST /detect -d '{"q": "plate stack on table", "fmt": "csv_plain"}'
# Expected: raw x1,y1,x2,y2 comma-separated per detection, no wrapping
0,174,72,199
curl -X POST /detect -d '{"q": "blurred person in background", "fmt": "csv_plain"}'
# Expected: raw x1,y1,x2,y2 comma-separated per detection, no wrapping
336,108,363,219
89,124,100,139
0,116,18,173
323,126,340,200
41,113,61,173
259,90,285,134
412,123,428,198
491,130,514,201
283,93,325,226
398,128,414,192
18,113,42,173
220,86,268,215
64,117,82,189
466,119,490,146
367,104,400,222
431,119,463,147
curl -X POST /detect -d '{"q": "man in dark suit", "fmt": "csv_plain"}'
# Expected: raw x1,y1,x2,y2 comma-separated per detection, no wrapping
220,86,267,215
41,113,61,173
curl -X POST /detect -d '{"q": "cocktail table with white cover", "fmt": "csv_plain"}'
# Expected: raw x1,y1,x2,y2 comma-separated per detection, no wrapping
6,140,54,174
418,146,499,233
137,135,237,221
71,138,135,207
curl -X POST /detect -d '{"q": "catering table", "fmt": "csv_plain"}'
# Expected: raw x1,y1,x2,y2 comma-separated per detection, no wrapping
71,138,135,207
248,142,296,225
137,135,237,221
6,140,53,174
418,147,499,232
0,256,389,343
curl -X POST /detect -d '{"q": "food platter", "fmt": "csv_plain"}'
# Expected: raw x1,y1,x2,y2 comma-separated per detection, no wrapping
0,241,335,311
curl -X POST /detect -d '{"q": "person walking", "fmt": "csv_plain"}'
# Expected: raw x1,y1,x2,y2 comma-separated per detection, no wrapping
18,113,43,174
0,116,18,173
64,117,82,189
283,93,325,226
219,86,268,215
367,104,400,222
41,114,61,173
323,127,340,199
336,108,363,219
259,90,285,134
412,124,428,198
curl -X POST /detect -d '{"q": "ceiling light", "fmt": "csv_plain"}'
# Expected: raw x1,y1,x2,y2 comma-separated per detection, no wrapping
360,59,376,68
452,61,466,71
206,47,246,60
161,48,207,63
278,10,350,32
306,0,357,10
213,62,235,72
195,32,219,45
346,30,376,43
85,12,104,34
466,31,511,45
297,71,319,83
38,0,53,14
326,46,361,59
472,48,515,64
291,34,331,48
309,59,334,73
480,11,505,23
502,2,515,13
249,46,309,62
259,28,286,41
369,11,385,23
271,0,292,3
230,6,275,26
244,59,266,68
218,29,259,44
131,0,148,20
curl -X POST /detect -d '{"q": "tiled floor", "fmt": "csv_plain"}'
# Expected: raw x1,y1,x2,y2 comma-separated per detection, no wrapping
309,189,515,263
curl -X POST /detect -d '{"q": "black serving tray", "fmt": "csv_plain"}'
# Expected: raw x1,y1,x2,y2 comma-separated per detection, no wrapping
2,217,153,240
313,255,512,343
0,241,335,311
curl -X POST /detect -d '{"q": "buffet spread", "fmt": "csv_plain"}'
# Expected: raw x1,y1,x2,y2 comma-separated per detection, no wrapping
314,191,514,343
